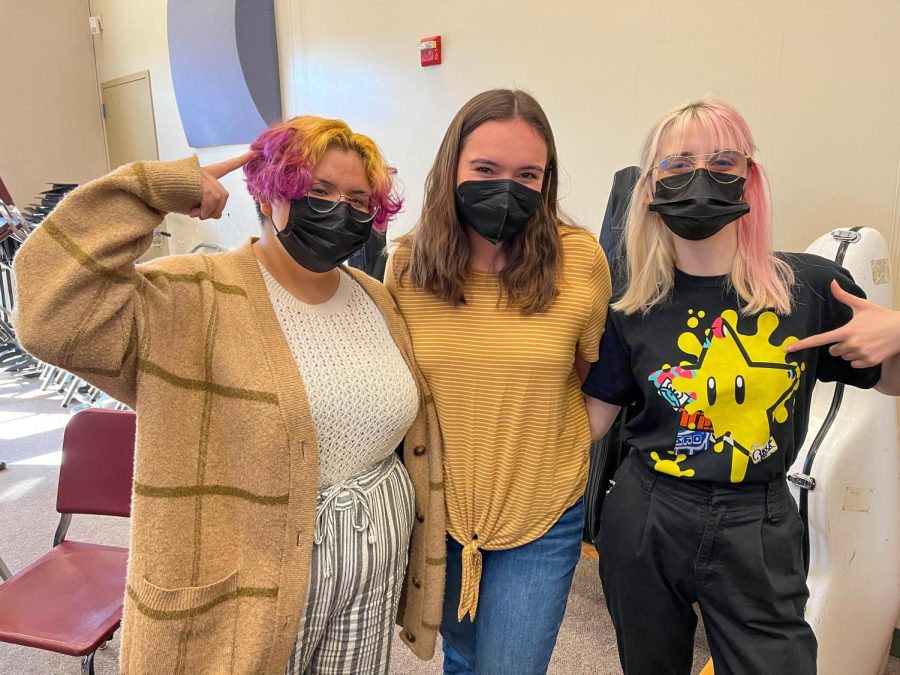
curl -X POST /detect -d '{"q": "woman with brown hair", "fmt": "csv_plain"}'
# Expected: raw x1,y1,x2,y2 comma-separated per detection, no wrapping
386,89,611,674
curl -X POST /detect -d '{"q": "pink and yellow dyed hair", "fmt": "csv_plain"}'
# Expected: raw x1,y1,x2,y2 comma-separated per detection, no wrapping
243,115,402,232
614,97,795,315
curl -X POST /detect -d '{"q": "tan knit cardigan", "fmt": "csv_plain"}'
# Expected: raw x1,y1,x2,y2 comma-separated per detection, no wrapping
12,157,446,674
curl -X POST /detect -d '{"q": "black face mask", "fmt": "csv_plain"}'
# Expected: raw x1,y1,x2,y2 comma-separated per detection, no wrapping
455,179,542,245
649,169,750,241
276,198,373,273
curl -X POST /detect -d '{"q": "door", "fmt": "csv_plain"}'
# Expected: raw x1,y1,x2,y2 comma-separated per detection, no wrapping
101,71,169,260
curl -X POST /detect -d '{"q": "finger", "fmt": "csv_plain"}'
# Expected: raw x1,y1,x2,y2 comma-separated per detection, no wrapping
212,190,229,219
851,358,877,369
204,151,257,179
216,191,229,217
830,279,867,311
190,207,202,218
835,342,863,356
829,343,851,358
200,198,215,220
211,184,228,214
205,185,226,211
786,328,846,352
217,189,229,212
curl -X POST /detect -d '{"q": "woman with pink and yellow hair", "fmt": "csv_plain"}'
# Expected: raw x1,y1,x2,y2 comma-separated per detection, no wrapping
243,115,402,234
13,114,446,674
582,98,900,674
238,115,445,673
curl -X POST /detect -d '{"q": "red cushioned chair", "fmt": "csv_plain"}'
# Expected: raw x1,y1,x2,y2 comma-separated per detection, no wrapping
0,408,135,675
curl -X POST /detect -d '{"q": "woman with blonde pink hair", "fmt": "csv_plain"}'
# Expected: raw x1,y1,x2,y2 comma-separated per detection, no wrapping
582,97,900,674
13,115,446,674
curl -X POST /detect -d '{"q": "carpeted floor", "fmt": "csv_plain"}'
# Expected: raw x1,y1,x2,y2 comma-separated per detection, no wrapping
0,372,896,675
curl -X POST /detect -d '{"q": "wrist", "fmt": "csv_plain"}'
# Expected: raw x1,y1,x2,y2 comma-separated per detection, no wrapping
133,156,203,215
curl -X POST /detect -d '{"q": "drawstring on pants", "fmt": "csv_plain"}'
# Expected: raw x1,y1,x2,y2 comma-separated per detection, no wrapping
313,455,396,578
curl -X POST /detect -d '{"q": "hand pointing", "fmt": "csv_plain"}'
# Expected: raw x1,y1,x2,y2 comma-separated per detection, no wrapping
191,151,256,220
786,279,900,368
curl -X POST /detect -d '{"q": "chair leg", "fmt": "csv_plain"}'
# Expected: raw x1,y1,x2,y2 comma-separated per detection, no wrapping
80,651,96,675
54,370,70,392
39,365,54,390
60,377,80,408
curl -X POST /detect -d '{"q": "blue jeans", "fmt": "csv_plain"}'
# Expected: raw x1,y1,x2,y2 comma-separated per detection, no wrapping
440,499,584,675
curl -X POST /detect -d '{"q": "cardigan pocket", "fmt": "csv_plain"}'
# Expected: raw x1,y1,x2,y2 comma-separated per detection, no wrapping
121,569,241,675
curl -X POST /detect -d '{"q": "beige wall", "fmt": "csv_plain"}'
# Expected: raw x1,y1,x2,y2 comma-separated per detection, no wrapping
0,0,107,207
87,0,900,290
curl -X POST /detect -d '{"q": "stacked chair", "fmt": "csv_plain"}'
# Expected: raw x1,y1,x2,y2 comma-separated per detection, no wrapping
0,185,127,415
0,200,38,380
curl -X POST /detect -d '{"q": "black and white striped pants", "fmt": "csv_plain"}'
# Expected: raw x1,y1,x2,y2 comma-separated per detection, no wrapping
286,453,415,675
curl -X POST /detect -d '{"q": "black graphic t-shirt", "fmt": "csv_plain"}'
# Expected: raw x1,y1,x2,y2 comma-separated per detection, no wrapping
582,253,882,484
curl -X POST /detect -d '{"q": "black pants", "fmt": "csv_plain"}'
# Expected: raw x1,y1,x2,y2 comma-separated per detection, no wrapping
597,452,816,675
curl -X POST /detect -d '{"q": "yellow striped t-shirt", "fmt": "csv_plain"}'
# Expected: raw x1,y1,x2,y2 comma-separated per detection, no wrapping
385,226,611,620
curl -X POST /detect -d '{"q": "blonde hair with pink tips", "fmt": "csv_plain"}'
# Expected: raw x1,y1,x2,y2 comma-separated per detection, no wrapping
614,98,794,315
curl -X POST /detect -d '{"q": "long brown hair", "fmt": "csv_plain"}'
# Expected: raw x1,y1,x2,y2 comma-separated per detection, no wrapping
399,89,567,314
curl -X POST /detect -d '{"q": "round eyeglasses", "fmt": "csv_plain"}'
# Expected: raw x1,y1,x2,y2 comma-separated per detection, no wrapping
305,184,379,224
655,150,750,190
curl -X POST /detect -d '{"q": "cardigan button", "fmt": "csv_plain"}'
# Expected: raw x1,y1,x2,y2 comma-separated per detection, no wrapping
406,631,416,643
413,445,426,457
412,576,421,589
416,511,425,523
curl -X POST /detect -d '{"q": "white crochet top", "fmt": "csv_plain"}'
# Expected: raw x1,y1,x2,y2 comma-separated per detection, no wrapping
260,264,418,488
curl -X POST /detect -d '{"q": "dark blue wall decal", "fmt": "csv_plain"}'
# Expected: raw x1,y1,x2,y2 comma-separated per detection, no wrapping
168,0,282,147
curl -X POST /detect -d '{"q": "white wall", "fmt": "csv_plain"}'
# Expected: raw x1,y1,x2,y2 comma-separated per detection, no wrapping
282,1,900,258
0,0,107,207
86,0,900,302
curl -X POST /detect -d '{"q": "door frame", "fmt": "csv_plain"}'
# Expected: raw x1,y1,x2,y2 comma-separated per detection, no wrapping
100,70,160,168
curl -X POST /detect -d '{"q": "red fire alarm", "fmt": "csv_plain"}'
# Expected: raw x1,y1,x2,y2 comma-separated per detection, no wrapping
420,35,442,67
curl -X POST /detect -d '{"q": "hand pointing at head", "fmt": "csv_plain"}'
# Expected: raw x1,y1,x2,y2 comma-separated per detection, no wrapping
190,151,256,220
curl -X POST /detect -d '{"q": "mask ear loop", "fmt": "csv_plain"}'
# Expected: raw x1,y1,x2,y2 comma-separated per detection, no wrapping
740,158,754,200
270,215,292,240
270,198,309,237
258,198,289,237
